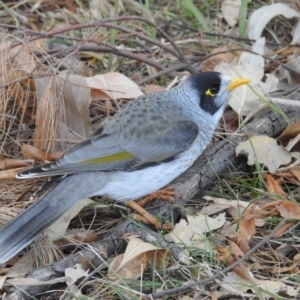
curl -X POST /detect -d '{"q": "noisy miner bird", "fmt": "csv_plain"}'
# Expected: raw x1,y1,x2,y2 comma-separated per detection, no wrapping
0,72,250,264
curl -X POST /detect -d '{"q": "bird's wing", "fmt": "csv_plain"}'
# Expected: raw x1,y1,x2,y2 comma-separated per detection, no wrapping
119,118,199,169
18,117,198,178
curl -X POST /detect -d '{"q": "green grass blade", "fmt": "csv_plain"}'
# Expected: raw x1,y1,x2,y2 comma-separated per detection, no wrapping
239,0,248,37
181,0,209,31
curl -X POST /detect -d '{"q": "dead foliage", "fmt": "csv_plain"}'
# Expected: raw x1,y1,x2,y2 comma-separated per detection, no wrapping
1,1,300,299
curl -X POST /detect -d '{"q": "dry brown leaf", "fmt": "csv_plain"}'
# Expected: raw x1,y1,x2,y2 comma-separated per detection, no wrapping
283,134,300,153
267,261,299,274
259,200,283,210
215,272,252,297
255,204,278,218
145,84,165,94
222,109,240,132
236,136,292,173
109,252,146,279
0,157,33,171
217,240,249,279
34,74,92,153
65,264,89,286
0,167,26,180
5,252,35,278
87,72,143,101
22,144,53,161
278,47,300,56
50,150,66,160
166,213,226,250
236,206,256,253
47,199,95,242
0,268,9,276
260,200,300,220
55,231,98,251
21,144,62,161
202,196,260,220
4,276,67,287
216,245,232,262
288,166,300,182
216,271,299,299
294,253,300,261
276,202,300,220
257,279,300,298
89,89,111,101
201,202,231,215
276,57,300,90
278,119,300,144
200,47,236,72
265,174,287,197
278,169,300,186
22,144,47,160
108,236,170,279
221,0,241,27
0,276,7,290
228,262,249,279
209,291,218,300
281,171,298,181
227,239,245,258
273,222,294,238
247,262,269,272
72,231,97,243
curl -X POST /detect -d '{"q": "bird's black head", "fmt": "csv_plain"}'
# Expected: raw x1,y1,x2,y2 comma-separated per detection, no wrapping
189,71,230,116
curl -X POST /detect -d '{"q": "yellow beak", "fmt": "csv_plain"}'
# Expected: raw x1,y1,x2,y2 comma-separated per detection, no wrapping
227,78,251,91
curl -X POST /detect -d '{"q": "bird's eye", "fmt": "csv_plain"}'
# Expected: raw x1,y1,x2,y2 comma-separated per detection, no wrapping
205,86,220,97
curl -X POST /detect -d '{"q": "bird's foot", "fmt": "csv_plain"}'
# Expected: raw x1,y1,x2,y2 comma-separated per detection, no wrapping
126,187,177,231
137,186,177,207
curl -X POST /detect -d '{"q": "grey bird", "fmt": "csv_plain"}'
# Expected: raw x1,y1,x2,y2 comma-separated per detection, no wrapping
0,72,250,264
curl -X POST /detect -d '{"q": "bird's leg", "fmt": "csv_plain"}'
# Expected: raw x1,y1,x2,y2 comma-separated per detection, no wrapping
126,186,177,231
127,201,162,228
136,186,177,207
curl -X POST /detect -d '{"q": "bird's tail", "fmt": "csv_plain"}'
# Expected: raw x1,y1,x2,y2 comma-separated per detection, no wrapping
0,173,105,264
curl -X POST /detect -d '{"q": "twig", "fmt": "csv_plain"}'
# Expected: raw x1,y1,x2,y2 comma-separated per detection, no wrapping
202,32,289,47
0,16,198,88
57,45,166,72
100,23,180,59
270,97,300,107
136,63,192,85
1,16,196,74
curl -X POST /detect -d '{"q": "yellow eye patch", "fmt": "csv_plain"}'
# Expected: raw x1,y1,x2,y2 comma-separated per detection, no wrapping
205,88,217,97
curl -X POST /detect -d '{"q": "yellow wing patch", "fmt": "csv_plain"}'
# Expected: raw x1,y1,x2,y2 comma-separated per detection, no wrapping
81,151,134,165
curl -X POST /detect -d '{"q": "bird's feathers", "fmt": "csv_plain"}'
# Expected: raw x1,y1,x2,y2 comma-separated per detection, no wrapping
18,103,199,177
